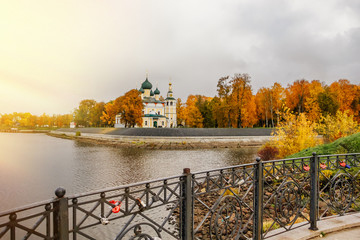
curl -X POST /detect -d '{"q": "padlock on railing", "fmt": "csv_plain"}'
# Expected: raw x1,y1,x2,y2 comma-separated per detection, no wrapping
136,198,146,211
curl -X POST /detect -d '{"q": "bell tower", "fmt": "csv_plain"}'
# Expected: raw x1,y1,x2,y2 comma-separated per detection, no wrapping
164,81,177,128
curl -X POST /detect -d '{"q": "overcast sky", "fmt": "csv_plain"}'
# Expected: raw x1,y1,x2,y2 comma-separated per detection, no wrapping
1,0,359,115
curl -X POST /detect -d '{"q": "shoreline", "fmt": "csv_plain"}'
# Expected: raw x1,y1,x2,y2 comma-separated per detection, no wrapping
0,129,50,133
48,131,271,149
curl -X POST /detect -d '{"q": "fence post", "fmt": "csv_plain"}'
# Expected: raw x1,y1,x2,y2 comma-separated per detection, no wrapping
53,187,69,240
254,157,263,240
180,168,193,240
309,152,319,230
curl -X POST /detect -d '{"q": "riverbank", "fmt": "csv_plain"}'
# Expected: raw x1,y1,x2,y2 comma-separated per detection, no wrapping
0,129,50,133
288,132,360,158
49,130,271,149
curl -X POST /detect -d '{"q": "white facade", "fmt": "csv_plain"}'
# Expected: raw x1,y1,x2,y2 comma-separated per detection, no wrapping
164,82,177,128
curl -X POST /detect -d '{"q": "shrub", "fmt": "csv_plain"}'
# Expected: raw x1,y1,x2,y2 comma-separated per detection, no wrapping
258,143,279,161
317,110,359,142
270,110,321,158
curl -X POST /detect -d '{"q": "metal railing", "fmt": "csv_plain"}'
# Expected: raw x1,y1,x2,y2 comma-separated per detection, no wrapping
0,153,359,239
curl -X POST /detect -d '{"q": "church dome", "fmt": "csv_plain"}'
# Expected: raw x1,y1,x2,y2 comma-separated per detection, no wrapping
154,88,160,95
150,90,154,96
139,87,144,93
141,78,152,89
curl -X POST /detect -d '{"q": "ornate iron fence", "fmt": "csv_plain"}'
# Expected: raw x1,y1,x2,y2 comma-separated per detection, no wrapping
0,153,359,240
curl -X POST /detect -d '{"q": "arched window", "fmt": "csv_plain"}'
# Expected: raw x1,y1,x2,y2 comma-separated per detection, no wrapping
170,102,173,106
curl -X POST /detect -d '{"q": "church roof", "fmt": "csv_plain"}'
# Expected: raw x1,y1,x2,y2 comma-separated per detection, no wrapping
144,114,168,119
165,97,176,100
142,97,164,104
150,90,154,96
139,87,144,93
154,88,160,95
141,78,152,89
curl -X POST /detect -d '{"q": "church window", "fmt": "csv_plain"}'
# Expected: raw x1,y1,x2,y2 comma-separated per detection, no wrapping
170,102,173,106
158,111,160,115
162,121,164,125
145,121,147,126
167,102,169,106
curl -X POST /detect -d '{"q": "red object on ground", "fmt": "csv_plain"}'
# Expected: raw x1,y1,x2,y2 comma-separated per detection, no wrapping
339,161,346,167
112,206,120,213
109,200,118,205
303,165,310,171
320,163,327,169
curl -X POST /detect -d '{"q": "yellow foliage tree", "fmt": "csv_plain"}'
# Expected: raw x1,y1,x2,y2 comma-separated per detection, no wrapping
271,110,321,158
241,95,257,127
304,80,324,122
101,101,119,126
317,110,360,142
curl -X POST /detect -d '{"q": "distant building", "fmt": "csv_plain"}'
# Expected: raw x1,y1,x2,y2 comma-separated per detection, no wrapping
114,76,177,128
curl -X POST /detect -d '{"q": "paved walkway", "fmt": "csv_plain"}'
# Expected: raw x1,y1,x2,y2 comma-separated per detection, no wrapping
311,226,360,239
267,213,360,240
56,127,274,136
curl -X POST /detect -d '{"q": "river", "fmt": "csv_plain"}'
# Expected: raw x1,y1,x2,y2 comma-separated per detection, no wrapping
0,133,259,212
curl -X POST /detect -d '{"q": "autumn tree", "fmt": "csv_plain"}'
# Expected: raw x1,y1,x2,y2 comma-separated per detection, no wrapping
241,94,257,127
229,73,253,128
183,95,204,128
329,79,358,114
271,83,285,126
317,110,359,142
89,102,105,127
101,101,119,126
74,99,97,127
304,80,324,122
285,79,310,114
210,97,227,128
255,83,285,128
176,98,186,126
270,109,321,158
351,86,360,122
117,89,143,127
217,76,232,127
195,95,215,128
256,87,272,127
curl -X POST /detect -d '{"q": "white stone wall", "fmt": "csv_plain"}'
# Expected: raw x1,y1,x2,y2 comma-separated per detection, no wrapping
144,102,165,116
165,100,177,128
143,117,167,128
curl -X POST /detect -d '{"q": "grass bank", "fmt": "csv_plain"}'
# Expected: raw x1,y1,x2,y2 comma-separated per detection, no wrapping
287,132,360,158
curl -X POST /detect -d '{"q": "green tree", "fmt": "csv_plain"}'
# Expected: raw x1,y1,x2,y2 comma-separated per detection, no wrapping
90,102,105,127
317,88,339,116
195,95,215,128
74,99,97,127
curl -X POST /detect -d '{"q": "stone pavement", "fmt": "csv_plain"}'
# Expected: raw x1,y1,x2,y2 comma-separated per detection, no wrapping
311,226,360,239
267,213,360,240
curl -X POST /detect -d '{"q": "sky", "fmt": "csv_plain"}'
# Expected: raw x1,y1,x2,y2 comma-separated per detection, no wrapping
0,0,359,115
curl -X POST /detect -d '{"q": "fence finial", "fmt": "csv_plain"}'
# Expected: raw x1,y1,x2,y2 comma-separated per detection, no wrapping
55,187,66,198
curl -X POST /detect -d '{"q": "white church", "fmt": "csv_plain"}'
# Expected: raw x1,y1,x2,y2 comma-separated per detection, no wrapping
115,76,177,128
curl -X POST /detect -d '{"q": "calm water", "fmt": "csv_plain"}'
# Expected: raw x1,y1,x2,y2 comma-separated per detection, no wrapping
0,133,259,212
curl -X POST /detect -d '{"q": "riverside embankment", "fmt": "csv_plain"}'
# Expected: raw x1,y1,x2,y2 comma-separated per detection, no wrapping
50,128,273,149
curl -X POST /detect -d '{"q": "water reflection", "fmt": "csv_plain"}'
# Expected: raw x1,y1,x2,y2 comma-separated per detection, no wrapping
0,133,259,211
